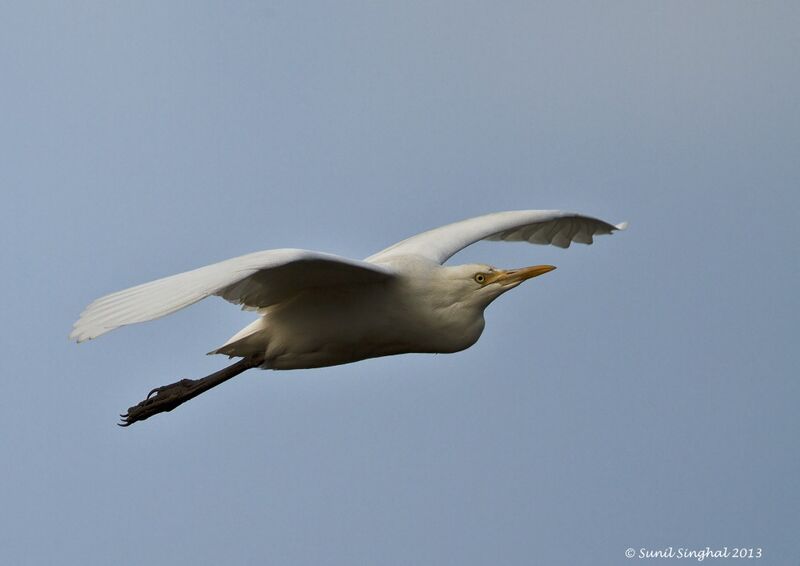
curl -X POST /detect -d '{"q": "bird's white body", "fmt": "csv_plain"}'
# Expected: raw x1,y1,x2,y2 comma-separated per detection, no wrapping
216,257,489,369
72,210,626,370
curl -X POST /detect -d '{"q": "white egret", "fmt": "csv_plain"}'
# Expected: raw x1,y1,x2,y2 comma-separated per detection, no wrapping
71,210,626,425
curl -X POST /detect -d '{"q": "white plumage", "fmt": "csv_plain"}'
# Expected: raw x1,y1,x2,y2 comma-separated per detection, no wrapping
69,250,393,343
72,210,623,344
367,209,626,263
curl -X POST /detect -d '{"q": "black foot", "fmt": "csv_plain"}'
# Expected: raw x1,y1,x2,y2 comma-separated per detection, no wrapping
117,357,261,427
119,378,201,426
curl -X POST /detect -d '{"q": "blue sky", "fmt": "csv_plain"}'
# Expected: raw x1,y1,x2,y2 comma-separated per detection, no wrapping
1,2,798,564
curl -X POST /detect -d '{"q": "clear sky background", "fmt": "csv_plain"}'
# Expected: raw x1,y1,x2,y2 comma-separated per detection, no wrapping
2,2,798,565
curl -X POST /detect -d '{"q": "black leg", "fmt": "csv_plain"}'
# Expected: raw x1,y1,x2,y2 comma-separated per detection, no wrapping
119,357,262,426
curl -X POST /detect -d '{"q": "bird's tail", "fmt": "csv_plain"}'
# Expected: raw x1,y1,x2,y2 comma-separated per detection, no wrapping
208,317,269,359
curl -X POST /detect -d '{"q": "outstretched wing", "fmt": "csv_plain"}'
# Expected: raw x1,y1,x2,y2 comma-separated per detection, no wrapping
70,249,395,342
367,210,627,264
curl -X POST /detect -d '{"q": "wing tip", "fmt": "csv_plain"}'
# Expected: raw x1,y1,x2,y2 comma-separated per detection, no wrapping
614,221,629,231
68,326,92,343
69,319,110,343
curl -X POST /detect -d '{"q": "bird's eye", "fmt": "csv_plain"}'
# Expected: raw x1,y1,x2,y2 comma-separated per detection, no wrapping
474,273,486,284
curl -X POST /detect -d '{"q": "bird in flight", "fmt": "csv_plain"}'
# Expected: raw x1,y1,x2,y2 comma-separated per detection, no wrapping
71,210,626,426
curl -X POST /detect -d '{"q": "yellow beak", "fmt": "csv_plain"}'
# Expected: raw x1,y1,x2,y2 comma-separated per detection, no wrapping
491,265,556,286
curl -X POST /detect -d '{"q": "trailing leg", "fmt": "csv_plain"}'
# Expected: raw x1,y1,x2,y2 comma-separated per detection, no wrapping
119,357,263,426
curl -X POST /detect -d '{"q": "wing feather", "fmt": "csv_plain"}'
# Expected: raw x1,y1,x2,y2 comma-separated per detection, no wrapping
367,210,626,264
70,249,393,342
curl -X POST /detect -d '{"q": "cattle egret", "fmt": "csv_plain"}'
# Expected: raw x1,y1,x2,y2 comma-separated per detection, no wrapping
70,210,626,425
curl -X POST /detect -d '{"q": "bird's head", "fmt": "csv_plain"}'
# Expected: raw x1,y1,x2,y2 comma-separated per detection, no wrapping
440,262,557,309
